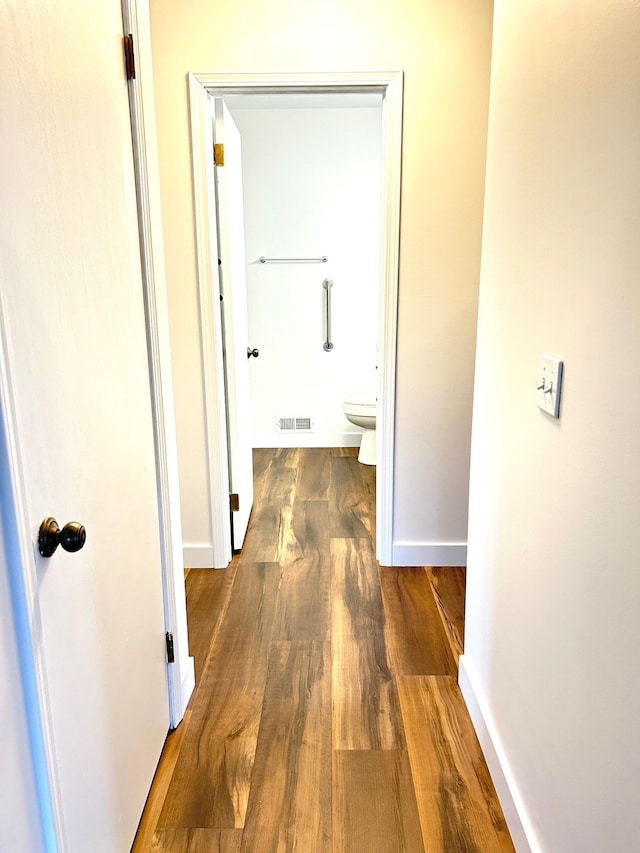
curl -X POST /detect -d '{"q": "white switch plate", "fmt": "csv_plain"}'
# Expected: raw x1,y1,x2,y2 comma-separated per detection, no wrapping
537,354,563,418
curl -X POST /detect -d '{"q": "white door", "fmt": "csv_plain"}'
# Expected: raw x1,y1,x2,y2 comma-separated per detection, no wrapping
213,98,255,550
0,521,43,852
0,3,169,851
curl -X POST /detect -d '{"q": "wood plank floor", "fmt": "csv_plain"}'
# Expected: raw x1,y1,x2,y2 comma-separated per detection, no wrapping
132,448,513,853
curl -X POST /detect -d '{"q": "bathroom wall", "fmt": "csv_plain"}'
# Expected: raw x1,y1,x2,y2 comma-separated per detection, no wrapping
148,0,493,565
462,0,640,849
227,100,382,447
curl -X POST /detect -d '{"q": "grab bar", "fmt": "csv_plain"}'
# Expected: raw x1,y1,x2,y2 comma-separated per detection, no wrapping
323,279,334,351
259,255,327,264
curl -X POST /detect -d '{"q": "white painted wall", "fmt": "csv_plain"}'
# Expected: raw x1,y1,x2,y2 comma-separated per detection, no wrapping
228,102,382,448
148,0,493,566
462,1,640,850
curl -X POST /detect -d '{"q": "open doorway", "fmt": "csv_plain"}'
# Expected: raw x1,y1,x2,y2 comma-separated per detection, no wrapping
187,71,403,568
223,92,383,455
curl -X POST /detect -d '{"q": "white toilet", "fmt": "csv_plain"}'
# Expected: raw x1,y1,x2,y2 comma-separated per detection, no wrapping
343,394,377,465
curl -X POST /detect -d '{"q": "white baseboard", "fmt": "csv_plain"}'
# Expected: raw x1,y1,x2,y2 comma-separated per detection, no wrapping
182,545,229,569
458,656,538,853
389,541,467,567
175,656,195,725
252,431,362,449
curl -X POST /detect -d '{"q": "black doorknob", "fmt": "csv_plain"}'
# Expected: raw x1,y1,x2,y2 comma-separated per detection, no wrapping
247,347,259,359
38,517,87,558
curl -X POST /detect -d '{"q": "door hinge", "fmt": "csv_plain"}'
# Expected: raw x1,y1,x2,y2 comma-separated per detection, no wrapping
165,631,175,663
124,34,136,80
213,143,225,167
230,493,240,512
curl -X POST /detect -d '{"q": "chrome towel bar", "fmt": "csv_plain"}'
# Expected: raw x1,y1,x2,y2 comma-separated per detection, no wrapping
323,279,334,352
259,255,327,264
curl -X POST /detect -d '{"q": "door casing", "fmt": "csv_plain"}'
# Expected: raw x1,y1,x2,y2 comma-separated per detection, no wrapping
188,70,403,567
213,98,255,552
123,0,194,733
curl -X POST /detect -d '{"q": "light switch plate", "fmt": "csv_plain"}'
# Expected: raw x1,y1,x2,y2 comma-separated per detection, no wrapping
537,354,563,418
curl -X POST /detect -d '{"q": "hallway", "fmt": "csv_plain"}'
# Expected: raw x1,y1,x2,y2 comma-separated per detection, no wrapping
133,448,514,852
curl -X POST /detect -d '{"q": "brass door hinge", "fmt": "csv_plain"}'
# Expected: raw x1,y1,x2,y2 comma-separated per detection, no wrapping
213,143,225,167
230,493,239,512
124,34,136,80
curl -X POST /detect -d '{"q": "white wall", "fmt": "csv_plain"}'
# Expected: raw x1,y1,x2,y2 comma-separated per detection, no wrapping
148,0,493,566
462,1,640,850
229,102,381,448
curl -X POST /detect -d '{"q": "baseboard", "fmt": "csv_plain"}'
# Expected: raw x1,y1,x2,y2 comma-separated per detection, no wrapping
175,656,195,725
252,431,362,448
458,656,538,853
182,545,228,569
389,541,467,567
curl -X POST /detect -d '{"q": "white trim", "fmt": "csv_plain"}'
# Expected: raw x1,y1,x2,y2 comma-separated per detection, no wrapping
252,432,363,449
376,70,403,568
188,74,233,569
182,545,220,569
191,69,404,91
176,660,196,716
389,541,467,568
188,70,403,566
458,656,539,853
122,0,194,726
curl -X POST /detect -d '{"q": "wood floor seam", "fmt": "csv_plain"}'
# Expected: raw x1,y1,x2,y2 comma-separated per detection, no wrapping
132,448,514,853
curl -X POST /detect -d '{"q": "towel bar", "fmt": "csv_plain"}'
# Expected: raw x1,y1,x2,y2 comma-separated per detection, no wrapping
259,255,327,264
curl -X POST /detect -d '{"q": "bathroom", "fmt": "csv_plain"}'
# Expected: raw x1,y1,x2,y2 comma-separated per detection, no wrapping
225,93,383,461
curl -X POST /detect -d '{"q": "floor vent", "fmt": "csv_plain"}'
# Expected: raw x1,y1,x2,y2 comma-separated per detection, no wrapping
276,416,314,432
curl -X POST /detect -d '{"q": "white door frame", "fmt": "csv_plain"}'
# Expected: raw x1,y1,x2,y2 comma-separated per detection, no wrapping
122,0,194,729
213,99,255,552
188,70,403,566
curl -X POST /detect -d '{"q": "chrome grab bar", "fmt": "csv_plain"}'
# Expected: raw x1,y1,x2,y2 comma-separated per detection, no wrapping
323,279,333,351
259,255,327,264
